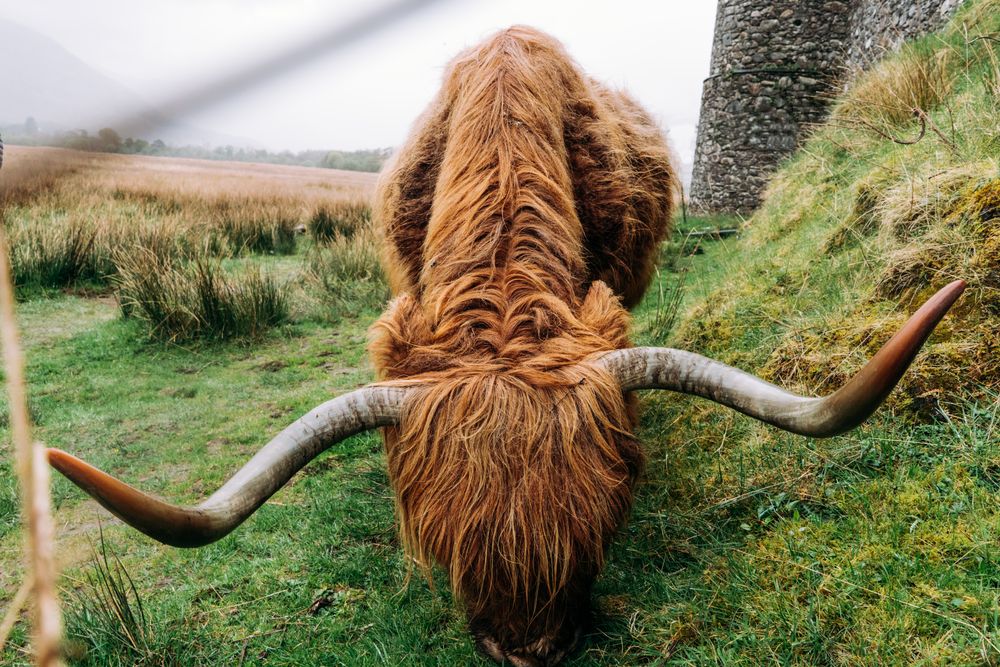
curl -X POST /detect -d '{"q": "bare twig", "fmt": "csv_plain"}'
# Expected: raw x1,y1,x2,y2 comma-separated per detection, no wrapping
913,107,959,153
843,106,958,154
970,34,1000,46
852,112,927,145
0,575,33,652
0,223,63,664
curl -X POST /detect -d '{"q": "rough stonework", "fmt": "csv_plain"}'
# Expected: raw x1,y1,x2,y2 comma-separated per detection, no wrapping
690,0,962,214
847,0,962,66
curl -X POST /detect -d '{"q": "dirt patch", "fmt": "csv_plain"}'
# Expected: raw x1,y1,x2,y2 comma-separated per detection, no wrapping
257,359,288,372
17,295,117,351
206,437,232,454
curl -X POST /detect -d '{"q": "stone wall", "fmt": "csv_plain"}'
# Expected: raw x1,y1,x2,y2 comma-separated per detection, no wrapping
847,0,962,67
689,0,962,214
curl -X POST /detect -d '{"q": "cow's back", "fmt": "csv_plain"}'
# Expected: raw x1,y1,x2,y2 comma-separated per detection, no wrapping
375,26,676,308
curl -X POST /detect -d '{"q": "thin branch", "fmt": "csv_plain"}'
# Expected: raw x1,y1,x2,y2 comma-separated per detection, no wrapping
970,34,1000,45
842,106,958,154
0,575,33,652
851,112,927,145
0,222,63,665
913,107,959,153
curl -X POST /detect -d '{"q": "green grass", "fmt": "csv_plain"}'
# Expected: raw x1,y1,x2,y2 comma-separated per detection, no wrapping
306,228,390,318
1,232,997,665
0,462,17,541
663,0,1000,416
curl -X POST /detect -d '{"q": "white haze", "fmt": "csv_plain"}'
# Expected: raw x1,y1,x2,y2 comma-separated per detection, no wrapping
2,1,717,182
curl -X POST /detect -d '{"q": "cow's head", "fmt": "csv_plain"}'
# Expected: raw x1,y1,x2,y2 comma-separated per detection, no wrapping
48,279,964,666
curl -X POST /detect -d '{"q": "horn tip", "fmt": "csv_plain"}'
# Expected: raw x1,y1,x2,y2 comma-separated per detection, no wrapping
46,448,100,487
933,279,967,314
46,447,72,468
46,448,92,490
945,279,967,295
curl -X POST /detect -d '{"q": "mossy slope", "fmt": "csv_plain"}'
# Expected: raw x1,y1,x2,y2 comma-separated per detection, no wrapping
675,0,1000,416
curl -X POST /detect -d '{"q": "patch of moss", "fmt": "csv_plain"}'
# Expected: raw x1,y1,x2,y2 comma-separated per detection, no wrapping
677,119,1000,419
949,177,1000,230
823,171,894,252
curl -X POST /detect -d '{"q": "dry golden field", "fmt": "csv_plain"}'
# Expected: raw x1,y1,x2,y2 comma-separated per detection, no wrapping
3,145,376,200
0,146,383,342
2,146,376,256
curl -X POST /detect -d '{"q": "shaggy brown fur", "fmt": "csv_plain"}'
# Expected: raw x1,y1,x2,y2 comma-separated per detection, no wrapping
369,25,676,664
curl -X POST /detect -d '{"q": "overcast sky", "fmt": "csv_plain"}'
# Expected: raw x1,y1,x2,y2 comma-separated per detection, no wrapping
3,0,717,168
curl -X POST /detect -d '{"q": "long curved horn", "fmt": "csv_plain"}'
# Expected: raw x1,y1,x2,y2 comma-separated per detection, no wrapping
597,280,966,437
47,385,408,547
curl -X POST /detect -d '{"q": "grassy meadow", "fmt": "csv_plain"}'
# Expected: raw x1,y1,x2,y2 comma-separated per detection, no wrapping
2,2,1000,663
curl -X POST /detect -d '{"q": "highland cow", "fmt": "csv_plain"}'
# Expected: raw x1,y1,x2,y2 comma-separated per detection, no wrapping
48,26,964,666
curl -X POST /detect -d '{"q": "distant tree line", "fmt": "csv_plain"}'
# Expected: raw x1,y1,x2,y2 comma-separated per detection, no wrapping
0,117,392,173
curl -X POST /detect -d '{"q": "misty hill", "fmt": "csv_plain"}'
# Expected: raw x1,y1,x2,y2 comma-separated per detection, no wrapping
0,19,254,147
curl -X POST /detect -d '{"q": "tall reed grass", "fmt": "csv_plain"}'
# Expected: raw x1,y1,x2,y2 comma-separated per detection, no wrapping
308,199,371,243
6,211,296,294
8,220,97,289
1,147,377,294
115,248,288,342
0,220,62,665
307,225,388,315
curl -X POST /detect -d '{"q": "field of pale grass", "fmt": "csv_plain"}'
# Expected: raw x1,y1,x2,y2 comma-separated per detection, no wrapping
0,147,384,341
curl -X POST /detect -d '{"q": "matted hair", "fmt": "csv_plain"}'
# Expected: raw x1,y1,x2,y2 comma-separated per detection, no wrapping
369,25,676,648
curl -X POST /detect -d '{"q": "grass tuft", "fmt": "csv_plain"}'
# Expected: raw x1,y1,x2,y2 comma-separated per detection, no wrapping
306,225,388,315
8,219,98,289
836,43,954,129
308,199,371,244
65,532,151,663
640,267,686,345
114,248,288,342
210,198,299,255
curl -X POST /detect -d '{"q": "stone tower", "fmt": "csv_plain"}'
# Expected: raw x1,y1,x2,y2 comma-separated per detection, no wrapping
689,0,962,214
